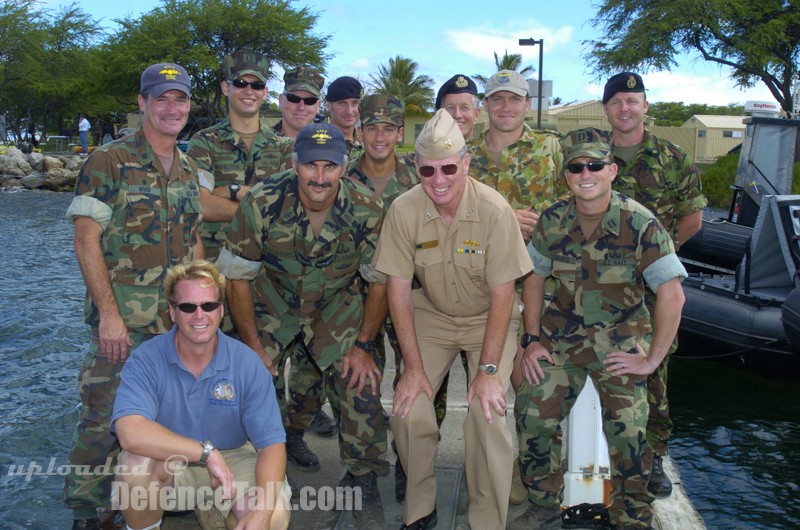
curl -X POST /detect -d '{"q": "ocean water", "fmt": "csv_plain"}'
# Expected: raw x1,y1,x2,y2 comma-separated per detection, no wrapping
1,190,799,529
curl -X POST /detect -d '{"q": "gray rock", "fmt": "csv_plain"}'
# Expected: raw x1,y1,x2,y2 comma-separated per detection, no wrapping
21,174,45,189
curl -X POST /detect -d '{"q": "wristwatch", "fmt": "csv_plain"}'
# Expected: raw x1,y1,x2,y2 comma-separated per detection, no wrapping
354,339,377,354
199,439,216,466
478,363,498,375
228,183,241,200
521,333,541,348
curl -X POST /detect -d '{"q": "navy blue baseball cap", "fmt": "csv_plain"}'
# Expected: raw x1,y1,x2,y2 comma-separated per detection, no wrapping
294,123,347,164
140,63,190,97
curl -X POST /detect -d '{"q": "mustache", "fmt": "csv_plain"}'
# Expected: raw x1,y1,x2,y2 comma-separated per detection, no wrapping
307,181,333,189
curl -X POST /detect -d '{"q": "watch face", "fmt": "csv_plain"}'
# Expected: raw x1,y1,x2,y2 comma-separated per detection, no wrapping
481,364,498,375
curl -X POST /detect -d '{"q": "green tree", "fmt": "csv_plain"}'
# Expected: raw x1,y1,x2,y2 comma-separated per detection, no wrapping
370,55,434,114
586,0,800,112
647,102,745,126
101,0,330,123
474,49,535,88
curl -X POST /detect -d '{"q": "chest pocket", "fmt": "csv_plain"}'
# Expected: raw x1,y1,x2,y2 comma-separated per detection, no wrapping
453,248,487,277
123,193,161,245
597,260,637,284
552,257,577,293
414,248,444,289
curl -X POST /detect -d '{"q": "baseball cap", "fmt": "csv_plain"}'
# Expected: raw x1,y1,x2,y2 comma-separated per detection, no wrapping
294,123,347,164
283,67,325,97
484,70,529,98
224,51,269,83
140,63,190,98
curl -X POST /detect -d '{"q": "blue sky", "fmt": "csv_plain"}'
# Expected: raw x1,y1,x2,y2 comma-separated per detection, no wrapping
55,0,777,106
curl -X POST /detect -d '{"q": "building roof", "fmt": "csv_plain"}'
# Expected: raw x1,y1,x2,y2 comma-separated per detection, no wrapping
682,115,746,129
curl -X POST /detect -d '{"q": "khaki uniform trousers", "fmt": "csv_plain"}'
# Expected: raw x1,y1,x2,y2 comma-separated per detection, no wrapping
390,290,518,529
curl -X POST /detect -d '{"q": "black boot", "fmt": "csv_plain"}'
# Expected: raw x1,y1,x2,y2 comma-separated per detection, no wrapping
648,455,673,497
351,471,386,529
395,458,407,502
310,409,337,437
285,428,320,471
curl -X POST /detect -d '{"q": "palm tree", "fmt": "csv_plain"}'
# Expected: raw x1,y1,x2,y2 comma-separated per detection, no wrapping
474,50,536,89
370,55,435,114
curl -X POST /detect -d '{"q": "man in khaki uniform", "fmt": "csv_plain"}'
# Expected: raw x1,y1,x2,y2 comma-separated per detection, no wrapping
374,110,532,529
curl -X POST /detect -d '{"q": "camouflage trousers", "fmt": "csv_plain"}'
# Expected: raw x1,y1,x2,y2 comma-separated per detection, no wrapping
63,331,155,518
645,295,677,457
287,318,456,432
277,337,388,476
514,343,654,528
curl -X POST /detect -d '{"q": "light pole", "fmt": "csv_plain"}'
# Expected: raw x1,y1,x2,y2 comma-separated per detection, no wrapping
519,38,543,128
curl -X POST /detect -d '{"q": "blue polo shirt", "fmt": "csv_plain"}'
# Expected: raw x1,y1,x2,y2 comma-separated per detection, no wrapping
112,327,285,450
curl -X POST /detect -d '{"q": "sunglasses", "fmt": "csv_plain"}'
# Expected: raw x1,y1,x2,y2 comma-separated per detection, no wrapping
566,161,611,174
229,79,266,90
283,92,320,105
173,301,222,314
418,163,459,178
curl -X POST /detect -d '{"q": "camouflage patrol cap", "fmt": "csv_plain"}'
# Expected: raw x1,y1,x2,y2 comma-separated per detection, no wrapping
359,94,404,127
560,128,612,163
224,51,269,83
602,72,645,104
283,66,325,97
415,109,465,160
485,70,529,98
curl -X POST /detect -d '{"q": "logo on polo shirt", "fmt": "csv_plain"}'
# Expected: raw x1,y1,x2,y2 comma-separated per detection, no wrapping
210,378,237,408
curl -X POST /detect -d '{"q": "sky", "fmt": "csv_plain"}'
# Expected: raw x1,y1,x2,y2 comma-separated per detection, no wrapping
52,0,779,107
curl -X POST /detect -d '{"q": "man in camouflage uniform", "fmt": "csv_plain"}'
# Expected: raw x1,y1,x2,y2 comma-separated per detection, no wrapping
63,63,203,530
437,73,481,140
326,76,364,157
282,94,416,474
375,110,532,530
599,71,706,497
273,67,324,139
217,123,389,528
188,50,293,262
508,136,686,530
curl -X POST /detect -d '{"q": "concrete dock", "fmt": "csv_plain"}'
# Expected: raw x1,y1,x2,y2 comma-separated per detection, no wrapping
161,349,705,530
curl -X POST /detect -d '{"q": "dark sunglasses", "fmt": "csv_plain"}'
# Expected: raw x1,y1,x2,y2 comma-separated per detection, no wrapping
566,161,611,174
173,301,222,314
283,92,320,105
229,79,266,90
418,163,459,178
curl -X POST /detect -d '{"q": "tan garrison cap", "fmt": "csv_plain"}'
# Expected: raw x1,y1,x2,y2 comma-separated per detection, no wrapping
283,66,325,97
415,109,465,160
560,128,612,163
484,69,529,98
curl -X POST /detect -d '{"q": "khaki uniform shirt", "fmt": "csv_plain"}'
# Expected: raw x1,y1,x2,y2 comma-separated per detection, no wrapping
374,177,532,317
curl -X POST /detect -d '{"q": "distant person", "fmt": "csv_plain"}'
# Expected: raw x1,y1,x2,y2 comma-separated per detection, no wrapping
598,71,707,498
273,67,325,139
63,62,203,530
78,113,91,155
326,76,364,157
508,134,686,530
112,260,290,530
436,74,481,140
375,110,532,529
218,123,389,529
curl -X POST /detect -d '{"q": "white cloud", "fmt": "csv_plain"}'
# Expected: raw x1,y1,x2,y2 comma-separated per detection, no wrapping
445,22,575,65
643,71,778,106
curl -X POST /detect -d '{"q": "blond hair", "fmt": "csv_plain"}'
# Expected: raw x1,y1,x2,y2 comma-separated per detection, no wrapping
164,260,226,303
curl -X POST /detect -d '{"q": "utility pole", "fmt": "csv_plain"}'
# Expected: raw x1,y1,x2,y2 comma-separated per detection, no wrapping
519,38,543,128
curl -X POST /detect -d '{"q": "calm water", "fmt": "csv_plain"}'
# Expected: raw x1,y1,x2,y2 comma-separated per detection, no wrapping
1,190,799,529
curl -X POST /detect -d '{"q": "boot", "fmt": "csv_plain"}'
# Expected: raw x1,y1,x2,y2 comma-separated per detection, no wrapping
285,428,320,471
648,455,673,497
310,409,336,437
395,458,407,503
351,471,386,529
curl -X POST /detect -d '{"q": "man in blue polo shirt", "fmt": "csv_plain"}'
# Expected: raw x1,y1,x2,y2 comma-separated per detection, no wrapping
111,260,289,530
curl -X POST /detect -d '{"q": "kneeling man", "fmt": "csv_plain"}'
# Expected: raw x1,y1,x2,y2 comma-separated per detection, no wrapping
374,110,532,529
112,260,289,530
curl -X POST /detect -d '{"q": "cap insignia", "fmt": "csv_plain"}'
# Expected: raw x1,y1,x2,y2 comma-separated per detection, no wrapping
455,76,468,88
498,72,511,84
311,130,332,144
160,66,181,80
627,75,637,89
